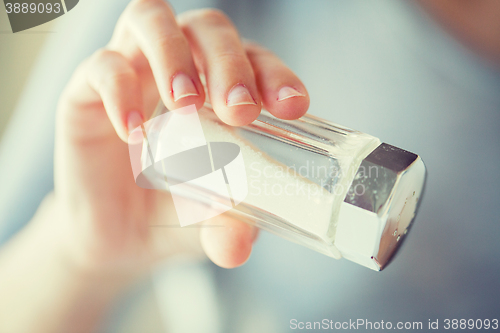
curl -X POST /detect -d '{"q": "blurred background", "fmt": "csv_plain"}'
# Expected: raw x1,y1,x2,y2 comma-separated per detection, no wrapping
1,0,500,332
0,10,53,138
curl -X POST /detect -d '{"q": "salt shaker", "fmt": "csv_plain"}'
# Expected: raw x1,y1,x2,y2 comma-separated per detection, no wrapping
129,103,426,271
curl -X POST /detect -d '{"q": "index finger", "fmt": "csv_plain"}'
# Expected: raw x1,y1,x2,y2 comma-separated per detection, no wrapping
108,0,205,112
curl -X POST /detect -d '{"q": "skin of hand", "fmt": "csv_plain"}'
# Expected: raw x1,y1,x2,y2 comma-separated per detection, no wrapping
55,0,309,272
0,1,309,332
50,0,500,279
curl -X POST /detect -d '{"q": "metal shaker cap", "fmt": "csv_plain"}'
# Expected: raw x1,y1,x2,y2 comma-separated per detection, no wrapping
334,143,427,271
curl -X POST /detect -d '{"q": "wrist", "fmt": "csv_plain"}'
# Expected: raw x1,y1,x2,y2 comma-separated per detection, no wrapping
34,192,145,287
0,193,139,333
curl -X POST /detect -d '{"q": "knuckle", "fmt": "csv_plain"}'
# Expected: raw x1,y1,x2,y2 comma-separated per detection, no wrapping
124,0,171,24
90,48,116,63
86,49,136,92
100,71,136,91
128,0,165,12
154,32,188,53
197,8,229,24
180,8,233,28
213,51,247,65
211,51,253,74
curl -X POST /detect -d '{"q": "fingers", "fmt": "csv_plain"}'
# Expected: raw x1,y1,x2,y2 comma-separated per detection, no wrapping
108,2,308,127
200,215,258,268
62,49,143,142
110,0,205,111
245,42,309,119
178,9,261,126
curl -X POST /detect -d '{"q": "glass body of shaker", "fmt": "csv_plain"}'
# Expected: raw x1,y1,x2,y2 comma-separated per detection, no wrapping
129,103,426,271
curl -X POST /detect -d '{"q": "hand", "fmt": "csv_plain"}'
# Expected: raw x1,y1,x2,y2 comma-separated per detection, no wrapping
54,0,310,274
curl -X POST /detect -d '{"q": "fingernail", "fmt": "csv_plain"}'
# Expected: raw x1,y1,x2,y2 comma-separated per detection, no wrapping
172,73,199,102
127,111,143,133
227,84,256,107
277,86,305,102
